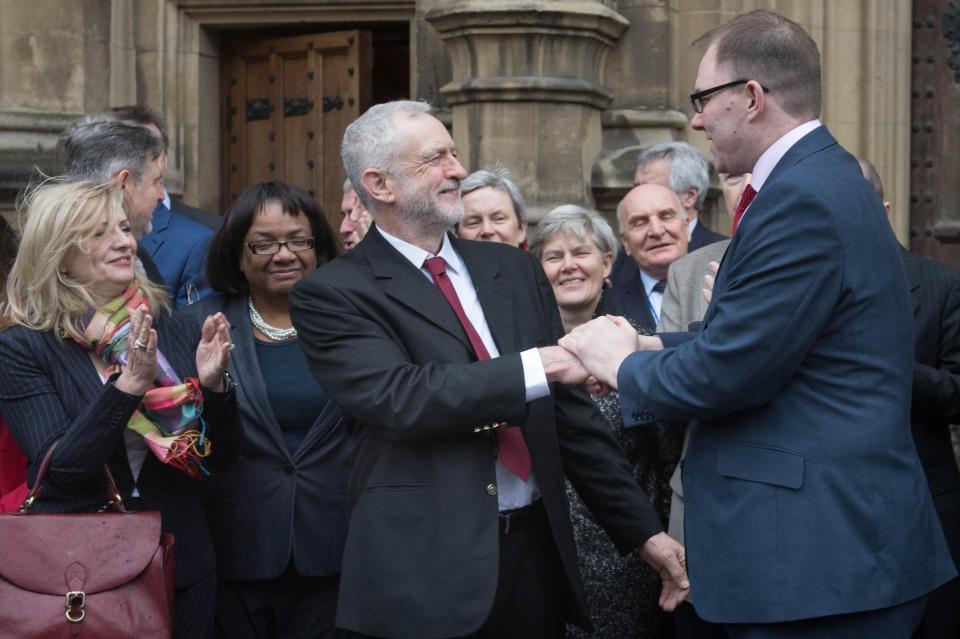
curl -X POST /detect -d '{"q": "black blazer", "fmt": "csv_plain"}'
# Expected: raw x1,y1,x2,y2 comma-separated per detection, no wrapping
289,228,661,639
608,270,658,333
0,311,237,587
902,248,960,567
183,294,352,581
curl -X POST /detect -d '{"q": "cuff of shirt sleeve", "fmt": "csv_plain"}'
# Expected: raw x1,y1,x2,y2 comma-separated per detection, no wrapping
521,348,550,402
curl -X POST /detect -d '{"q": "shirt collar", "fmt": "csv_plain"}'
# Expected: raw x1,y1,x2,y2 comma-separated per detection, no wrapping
750,119,822,193
161,190,171,210
375,226,464,276
639,269,662,296
687,217,699,235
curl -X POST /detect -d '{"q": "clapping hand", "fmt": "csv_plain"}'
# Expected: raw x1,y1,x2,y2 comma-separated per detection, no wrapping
116,305,158,396
196,313,232,391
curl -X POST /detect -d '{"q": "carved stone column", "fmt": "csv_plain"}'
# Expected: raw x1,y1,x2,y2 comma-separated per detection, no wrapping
425,0,628,220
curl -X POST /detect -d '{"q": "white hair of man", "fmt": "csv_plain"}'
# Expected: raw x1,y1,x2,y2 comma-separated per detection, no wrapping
530,204,618,259
341,100,432,211
636,141,710,209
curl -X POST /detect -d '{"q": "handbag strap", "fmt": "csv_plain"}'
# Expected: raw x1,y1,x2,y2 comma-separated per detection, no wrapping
19,440,131,514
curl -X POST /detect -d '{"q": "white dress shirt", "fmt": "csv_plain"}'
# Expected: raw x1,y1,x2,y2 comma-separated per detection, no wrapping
377,227,544,509
639,269,665,324
740,119,823,221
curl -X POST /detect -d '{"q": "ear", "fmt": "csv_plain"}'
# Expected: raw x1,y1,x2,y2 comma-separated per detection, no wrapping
601,251,613,278
517,220,527,244
620,232,631,256
115,169,133,189
360,168,395,207
679,187,699,212
745,80,765,120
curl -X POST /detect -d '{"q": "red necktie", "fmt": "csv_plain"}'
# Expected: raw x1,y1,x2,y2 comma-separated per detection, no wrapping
731,184,757,236
424,256,532,481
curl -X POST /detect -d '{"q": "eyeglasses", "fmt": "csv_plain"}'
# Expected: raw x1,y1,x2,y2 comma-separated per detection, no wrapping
246,237,315,255
689,80,769,114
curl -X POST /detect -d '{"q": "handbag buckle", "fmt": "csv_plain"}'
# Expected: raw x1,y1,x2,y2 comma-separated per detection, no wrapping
65,591,85,623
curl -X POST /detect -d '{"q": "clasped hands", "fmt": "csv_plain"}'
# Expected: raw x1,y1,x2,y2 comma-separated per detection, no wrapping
540,316,663,393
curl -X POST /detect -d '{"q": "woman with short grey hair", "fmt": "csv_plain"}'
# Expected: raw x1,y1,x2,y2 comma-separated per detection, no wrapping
458,165,528,248
531,203,682,639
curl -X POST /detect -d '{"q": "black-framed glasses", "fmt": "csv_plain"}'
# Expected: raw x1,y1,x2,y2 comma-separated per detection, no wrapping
689,79,769,113
246,237,315,255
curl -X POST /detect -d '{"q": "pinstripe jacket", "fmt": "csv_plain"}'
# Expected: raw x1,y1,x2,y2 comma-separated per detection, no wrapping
0,310,238,587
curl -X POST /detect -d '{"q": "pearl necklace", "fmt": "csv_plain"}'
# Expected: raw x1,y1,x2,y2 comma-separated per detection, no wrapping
248,297,297,341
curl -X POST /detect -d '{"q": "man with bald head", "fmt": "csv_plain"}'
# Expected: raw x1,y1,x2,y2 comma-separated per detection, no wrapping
610,184,690,332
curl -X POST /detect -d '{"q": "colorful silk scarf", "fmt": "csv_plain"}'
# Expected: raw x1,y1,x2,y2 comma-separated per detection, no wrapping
75,284,210,478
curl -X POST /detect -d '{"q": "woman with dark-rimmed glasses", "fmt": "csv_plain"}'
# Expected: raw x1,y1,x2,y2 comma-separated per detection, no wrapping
184,181,351,639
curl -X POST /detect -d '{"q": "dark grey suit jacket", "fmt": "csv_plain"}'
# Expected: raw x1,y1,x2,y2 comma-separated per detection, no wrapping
902,249,960,565
183,294,352,581
289,228,661,639
0,311,238,587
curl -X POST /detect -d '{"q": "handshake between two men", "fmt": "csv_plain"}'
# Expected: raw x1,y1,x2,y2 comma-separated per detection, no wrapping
539,318,690,613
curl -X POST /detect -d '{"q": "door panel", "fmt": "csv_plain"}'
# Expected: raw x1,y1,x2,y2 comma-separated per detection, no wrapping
224,31,372,232
910,1,960,268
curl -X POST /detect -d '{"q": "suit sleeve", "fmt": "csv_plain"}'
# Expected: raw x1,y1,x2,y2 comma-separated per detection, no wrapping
619,184,844,425
657,264,684,333
912,274,960,420
528,255,664,548
0,331,142,490
289,274,530,441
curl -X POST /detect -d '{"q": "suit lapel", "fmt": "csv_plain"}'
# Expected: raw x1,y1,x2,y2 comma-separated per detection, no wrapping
225,294,292,460
363,227,474,352
45,332,106,401
454,238,516,354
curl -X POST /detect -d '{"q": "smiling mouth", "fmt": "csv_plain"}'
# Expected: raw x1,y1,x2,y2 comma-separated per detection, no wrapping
558,277,586,286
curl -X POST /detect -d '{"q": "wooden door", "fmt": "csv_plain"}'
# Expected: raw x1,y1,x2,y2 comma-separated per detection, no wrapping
910,1,960,268
223,31,372,231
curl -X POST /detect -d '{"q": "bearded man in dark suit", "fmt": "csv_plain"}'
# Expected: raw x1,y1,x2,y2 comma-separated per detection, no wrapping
289,100,689,639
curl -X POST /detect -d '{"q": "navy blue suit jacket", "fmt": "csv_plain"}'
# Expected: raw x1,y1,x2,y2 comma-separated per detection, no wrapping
140,201,216,308
618,126,956,623
0,311,238,587
183,294,352,581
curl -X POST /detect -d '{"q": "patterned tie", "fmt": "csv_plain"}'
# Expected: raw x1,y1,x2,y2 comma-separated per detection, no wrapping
652,280,667,294
424,257,532,481
731,184,758,236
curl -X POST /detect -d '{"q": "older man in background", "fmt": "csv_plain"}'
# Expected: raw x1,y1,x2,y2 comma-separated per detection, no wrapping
611,141,725,288
339,179,373,251
610,184,689,332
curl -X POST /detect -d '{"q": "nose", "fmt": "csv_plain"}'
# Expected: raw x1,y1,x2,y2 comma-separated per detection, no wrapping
273,242,297,260
479,219,495,238
339,217,356,236
448,156,468,180
647,217,664,237
690,112,705,131
560,253,577,271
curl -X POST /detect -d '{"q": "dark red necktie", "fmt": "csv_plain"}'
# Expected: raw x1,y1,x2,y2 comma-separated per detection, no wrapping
424,256,532,481
731,184,758,236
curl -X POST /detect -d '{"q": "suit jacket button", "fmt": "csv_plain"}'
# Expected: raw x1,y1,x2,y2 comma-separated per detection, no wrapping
486,483,498,496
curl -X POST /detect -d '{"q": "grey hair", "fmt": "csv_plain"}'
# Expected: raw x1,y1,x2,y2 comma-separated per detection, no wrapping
460,165,527,224
60,118,164,184
341,100,432,210
342,178,353,193
637,141,710,209
529,204,618,259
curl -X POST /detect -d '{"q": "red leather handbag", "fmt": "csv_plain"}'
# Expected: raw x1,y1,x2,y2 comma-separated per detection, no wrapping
0,442,175,638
